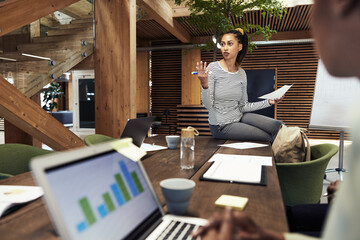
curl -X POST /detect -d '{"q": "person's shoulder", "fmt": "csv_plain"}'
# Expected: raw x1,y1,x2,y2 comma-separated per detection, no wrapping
238,67,246,74
208,61,218,68
208,61,221,71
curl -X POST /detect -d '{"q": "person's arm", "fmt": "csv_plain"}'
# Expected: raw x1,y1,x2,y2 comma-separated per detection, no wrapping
327,180,341,204
193,207,286,240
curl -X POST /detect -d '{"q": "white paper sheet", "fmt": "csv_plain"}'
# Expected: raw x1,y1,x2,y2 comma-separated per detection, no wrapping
140,143,168,152
208,153,273,166
258,84,293,100
0,185,43,217
219,142,268,150
203,159,262,183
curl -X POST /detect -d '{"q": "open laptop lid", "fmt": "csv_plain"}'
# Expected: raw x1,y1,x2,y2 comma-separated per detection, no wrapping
120,117,155,147
31,139,165,240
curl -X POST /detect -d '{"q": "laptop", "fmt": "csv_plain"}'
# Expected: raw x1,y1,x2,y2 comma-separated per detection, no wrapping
120,117,155,147
31,140,207,240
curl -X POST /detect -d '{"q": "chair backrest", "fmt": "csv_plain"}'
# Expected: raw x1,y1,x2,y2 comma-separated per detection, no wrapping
276,143,338,206
0,144,53,176
83,134,115,146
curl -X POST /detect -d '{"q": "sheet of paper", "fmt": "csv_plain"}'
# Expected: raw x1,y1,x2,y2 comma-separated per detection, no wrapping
112,138,146,162
203,159,262,183
219,142,268,150
140,143,167,152
258,84,293,100
208,153,272,166
0,185,43,217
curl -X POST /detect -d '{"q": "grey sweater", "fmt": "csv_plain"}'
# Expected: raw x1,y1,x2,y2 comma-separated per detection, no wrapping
201,61,270,126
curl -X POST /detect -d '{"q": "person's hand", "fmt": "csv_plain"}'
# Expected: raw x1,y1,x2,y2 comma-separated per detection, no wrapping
269,95,285,105
192,207,285,240
196,61,209,89
327,180,341,204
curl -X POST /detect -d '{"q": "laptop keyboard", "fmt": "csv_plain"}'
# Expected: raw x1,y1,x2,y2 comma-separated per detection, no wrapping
156,220,200,240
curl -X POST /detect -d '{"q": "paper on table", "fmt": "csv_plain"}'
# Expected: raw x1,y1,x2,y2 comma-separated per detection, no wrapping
258,84,293,100
140,143,167,152
219,142,268,150
208,153,272,166
0,185,43,217
203,159,262,183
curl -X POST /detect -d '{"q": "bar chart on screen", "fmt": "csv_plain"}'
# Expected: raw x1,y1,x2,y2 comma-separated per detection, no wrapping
46,151,158,240
75,160,145,233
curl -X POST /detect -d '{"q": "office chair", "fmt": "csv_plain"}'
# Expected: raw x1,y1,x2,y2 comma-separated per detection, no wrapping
0,144,53,176
276,143,338,206
84,134,115,146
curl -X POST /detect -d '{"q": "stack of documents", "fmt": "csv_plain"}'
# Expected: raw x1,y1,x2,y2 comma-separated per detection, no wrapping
203,159,262,183
201,154,272,185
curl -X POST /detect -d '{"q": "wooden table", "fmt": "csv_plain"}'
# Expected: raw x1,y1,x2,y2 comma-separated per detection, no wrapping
0,136,288,239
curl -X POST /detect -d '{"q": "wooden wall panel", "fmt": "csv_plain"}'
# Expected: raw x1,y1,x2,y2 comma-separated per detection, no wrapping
150,41,181,134
181,48,201,105
137,51,150,114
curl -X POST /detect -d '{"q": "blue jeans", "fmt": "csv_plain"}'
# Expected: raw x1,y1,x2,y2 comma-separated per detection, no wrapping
209,113,283,143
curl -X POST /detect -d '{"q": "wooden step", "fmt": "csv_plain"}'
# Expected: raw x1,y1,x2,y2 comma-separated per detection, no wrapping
47,26,93,36
17,40,92,52
71,18,94,24
32,32,93,44
58,22,93,30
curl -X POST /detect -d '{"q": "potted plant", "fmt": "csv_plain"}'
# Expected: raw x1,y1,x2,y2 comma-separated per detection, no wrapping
42,82,63,112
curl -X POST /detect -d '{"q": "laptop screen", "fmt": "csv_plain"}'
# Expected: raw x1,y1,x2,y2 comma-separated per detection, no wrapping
45,150,161,240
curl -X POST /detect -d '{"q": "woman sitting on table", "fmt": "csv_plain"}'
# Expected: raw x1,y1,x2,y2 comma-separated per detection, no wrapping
196,29,284,143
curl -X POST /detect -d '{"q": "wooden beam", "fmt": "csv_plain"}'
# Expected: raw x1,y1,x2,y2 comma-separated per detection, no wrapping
182,48,201,105
166,0,191,17
95,0,137,138
0,75,85,150
137,0,191,43
0,0,80,37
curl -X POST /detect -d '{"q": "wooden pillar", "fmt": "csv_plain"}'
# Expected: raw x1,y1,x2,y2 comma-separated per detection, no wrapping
181,48,201,105
136,50,149,115
94,0,136,138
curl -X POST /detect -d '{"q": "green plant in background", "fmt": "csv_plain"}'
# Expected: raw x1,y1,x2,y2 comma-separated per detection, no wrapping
175,0,286,59
43,82,63,112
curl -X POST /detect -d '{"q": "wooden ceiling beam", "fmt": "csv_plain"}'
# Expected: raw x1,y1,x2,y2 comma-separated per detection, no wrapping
0,0,80,37
137,0,191,43
0,75,85,150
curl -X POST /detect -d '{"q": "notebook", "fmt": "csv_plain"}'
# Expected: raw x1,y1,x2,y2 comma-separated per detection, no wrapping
31,140,207,240
120,117,155,147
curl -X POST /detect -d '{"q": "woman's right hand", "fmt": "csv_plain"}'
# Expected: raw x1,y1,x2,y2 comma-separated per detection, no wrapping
196,61,209,89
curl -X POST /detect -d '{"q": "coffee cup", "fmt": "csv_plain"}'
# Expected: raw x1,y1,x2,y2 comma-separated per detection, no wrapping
165,135,180,149
160,178,195,215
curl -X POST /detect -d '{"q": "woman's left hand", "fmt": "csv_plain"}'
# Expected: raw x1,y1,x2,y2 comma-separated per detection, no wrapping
269,95,284,105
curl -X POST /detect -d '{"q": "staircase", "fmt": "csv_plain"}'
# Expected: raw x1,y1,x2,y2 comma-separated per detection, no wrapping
0,17,94,97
